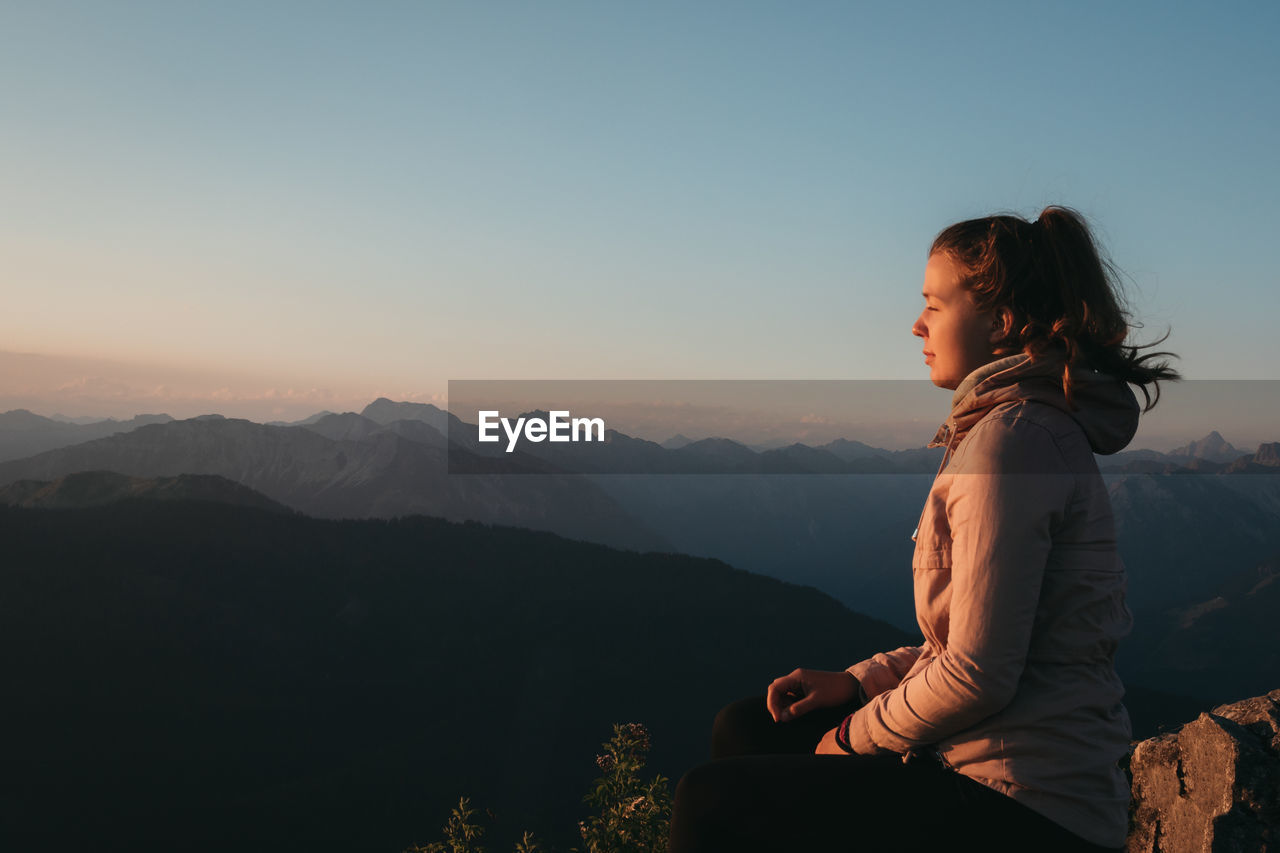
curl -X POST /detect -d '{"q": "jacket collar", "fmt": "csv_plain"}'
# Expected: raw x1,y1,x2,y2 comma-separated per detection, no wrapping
928,353,1140,455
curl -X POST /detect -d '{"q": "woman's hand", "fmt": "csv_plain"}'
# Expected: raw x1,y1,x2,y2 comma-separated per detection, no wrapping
766,668,859,723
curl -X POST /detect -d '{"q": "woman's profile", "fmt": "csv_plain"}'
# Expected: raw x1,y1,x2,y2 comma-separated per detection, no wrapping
666,206,1179,852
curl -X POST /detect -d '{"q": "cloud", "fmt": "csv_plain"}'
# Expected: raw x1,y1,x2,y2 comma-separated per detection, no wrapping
0,350,404,421
379,390,446,404
46,377,344,406
53,376,138,398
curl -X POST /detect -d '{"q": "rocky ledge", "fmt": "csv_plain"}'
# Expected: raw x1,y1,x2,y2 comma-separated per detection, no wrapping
1128,688,1280,851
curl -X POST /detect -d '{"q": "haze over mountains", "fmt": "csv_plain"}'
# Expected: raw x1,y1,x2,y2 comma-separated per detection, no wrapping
3,399,1279,697
0,401,666,553
7,401,1275,476
4,399,1279,628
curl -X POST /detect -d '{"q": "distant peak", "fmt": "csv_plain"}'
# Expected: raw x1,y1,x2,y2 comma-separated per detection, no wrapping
359,398,448,427
0,409,64,431
1171,430,1243,461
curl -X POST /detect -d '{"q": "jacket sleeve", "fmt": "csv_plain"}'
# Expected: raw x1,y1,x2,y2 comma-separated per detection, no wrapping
846,645,927,700
841,416,1072,755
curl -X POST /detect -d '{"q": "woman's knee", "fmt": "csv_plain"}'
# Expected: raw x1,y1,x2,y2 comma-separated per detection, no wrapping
712,696,767,737
710,696,771,758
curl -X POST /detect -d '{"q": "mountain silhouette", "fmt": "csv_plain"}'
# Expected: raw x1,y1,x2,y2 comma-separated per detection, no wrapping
0,415,666,552
361,396,458,433
3,498,913,853
661,432,695,449
0,470,289,512
0,408,173,462
267,409,336,426
5,403,1280,641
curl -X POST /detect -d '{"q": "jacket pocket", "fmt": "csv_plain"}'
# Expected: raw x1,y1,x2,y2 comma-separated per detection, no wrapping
912,542,952,633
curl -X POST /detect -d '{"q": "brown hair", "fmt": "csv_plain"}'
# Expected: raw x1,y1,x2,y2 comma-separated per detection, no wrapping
930,205,1180,411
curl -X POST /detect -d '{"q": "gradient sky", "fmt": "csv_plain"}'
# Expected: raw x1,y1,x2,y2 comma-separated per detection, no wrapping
2,2,1278,439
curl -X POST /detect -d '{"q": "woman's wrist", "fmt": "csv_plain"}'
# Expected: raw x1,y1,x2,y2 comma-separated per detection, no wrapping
834,714,857,754
845,671,869,705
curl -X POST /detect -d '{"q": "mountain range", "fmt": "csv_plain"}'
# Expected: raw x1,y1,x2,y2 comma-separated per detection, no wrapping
6,402,1277,477
4,402,1280,630
0,402,666,553
0,408,172,462
3,400,1279,696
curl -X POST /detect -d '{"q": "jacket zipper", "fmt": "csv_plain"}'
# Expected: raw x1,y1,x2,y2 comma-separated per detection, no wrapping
911,422,958,543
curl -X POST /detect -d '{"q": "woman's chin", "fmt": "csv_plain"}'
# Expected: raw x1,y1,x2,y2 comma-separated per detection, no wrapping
927,369,958,391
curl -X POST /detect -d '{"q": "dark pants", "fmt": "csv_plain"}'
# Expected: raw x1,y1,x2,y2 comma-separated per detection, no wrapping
667,696,1123,853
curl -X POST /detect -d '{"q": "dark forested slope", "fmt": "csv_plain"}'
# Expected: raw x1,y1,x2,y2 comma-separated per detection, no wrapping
1,500,911,852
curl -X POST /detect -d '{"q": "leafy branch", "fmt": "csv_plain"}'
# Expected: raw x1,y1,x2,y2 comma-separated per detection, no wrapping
405,723,672,853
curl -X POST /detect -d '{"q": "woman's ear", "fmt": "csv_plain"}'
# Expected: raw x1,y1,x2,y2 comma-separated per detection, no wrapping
989,307,1015,344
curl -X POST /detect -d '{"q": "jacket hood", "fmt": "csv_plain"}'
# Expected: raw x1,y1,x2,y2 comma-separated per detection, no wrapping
935,354,1140,455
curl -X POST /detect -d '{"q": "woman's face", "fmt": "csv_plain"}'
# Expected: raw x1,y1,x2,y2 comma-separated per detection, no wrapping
912,252,1001,390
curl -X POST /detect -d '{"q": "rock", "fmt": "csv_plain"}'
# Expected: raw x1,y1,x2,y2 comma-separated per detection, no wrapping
1254,443,1280,467
1127,688,1280,851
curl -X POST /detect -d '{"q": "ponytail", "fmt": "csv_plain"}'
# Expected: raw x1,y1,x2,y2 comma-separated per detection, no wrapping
930,206,1180,411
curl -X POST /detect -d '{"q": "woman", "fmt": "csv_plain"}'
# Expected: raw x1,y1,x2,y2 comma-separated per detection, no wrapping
667,207,1178,852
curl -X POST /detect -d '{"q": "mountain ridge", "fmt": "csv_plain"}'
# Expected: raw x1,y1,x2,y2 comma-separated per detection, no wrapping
0,414,668,552
0,470,290,512
4,404,1272,475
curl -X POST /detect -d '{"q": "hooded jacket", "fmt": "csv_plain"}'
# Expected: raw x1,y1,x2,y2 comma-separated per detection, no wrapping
839,353,1138,848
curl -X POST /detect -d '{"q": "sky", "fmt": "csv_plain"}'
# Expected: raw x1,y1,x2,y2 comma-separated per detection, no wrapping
2,1,1278,447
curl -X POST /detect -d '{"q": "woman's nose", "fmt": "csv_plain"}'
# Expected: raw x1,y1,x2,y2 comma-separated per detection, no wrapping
911,314,926,338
